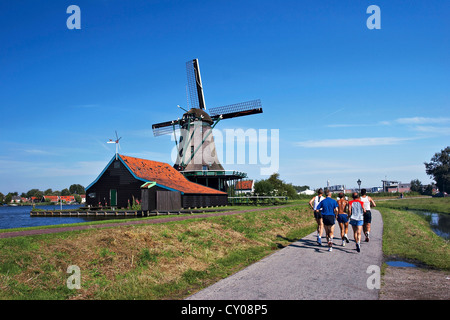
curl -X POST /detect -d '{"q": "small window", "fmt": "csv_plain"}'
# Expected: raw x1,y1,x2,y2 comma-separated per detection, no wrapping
114,161,120,168
202,165,208,171
191,146,194,154
88,193,96,198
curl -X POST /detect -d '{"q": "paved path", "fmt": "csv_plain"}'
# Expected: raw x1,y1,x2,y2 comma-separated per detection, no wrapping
187,209,383,300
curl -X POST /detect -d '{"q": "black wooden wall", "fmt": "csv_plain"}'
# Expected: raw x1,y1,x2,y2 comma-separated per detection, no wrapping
182,194,228,208
86,159,143,208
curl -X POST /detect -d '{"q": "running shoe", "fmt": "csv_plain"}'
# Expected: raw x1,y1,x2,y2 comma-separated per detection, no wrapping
317,235,322,246
343,235,350,243
365,233,370,242
356,243,361,253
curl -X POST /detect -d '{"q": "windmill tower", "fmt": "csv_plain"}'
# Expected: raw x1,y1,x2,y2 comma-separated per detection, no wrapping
152,59,263,192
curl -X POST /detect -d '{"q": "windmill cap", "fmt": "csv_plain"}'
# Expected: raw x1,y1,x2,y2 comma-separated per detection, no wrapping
184,108,213,124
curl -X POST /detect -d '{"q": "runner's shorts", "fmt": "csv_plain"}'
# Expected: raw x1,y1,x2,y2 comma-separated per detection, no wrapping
364,210,372,224
337,214,348,223
350,219,364,226
314,210,322,219
322,215,336,226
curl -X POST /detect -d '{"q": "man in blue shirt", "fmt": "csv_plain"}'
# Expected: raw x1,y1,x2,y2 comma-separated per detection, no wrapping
316,189,338,251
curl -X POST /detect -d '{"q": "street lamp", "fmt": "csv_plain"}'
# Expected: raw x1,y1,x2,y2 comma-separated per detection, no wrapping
357,179,361,193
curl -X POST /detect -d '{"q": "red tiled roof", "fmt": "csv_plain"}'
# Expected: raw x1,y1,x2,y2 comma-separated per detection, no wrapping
44,195,75,202
44,196,59,202
120,155,226,195
236,180,253,190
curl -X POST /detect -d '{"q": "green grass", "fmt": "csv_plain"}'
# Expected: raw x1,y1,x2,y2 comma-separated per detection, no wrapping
376,197,450,214
0,203,314,300
377,197,450,270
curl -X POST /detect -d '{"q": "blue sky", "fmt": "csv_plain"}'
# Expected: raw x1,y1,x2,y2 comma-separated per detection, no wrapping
0,0,449,194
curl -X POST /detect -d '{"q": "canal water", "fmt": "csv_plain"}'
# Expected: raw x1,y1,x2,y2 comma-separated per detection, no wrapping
411,210,450,240
0,205,138,230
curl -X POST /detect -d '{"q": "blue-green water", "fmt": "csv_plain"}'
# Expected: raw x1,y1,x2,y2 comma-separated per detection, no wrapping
0,205,136,230
386,261,417,267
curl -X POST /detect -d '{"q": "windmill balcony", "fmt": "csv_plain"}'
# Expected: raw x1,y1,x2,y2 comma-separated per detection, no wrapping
181,170,247,179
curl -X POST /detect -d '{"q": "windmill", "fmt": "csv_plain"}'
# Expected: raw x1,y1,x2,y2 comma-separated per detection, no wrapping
152,59,263,191
107,131,122,160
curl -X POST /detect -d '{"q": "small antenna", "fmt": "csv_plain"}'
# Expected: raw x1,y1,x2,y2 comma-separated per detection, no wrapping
107,131,122,160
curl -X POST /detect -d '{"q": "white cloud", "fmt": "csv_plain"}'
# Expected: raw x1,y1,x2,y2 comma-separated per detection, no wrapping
413,126,450,135
295,137,413,148
23,149,54,155
395,117,450,124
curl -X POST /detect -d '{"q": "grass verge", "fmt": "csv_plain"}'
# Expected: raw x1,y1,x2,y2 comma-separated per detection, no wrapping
377,197,449,270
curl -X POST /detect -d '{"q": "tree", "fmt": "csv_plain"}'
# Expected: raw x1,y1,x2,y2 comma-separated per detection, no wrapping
293,185,310,192
69,184,85,195
0,192,4,204
44,188,53,195
410,179,423,193
267,173,284,192
424,146,450,193
26,189,41,198
254,180,274,195
74,194,82,204
61,188,71,196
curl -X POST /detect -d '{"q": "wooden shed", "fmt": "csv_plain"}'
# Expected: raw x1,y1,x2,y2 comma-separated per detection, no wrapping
85,154,227,210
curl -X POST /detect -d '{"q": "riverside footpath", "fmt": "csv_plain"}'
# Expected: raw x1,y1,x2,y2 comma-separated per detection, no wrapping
187,209,383,300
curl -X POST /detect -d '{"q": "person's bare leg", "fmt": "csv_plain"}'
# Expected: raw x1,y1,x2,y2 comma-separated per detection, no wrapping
352,225,362,252
364,223,371,241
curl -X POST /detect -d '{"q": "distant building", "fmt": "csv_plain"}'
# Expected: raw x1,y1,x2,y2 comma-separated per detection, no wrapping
327,185,345,192
298,189,315,195
381,180,411,193
42,195,76,203
398,183,411,193
235,180,254,195
10,196,22,203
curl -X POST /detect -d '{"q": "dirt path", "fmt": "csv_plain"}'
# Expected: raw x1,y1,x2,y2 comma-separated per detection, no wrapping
380,266,450,300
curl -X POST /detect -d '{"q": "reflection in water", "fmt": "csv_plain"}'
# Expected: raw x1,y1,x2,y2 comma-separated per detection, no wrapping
412,211,450,240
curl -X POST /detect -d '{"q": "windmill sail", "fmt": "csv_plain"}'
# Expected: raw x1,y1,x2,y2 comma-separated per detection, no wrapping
186,59,206,110
152,120,180,136
209,99,263,120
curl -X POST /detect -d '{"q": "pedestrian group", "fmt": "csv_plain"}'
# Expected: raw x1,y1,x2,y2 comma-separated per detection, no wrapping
308,188,376,252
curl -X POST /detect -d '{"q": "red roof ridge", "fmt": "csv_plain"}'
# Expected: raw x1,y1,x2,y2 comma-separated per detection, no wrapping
119,155,226,195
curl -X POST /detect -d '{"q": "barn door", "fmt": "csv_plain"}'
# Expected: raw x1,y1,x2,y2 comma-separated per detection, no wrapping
110,189,117,207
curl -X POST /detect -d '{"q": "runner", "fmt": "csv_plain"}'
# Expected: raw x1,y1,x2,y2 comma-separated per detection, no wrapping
316,190,338,252
348,192,366,252
360,188,376,242
309,188,325,245
337,192,349,246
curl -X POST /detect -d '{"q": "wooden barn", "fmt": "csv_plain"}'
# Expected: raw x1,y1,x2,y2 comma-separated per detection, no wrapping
85,154,227,211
